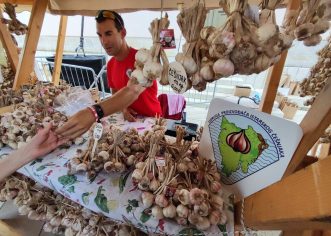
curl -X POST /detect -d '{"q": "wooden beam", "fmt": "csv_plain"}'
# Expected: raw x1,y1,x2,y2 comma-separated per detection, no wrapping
283,78,331,177
0,10,19,73
0,0,33,4
0,104,14,114
294,155,319,171
52,15,67,85
259,0,301,114
12,0,48,89
282,231,323,236
235,156,331,230
0,220,21,236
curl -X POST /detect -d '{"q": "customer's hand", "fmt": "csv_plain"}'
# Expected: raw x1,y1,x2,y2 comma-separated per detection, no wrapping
123,108,137,122
55,108,95,140
26,123,68,161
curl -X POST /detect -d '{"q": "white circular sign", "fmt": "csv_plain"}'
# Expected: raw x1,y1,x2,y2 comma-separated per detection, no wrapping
168,61,189,94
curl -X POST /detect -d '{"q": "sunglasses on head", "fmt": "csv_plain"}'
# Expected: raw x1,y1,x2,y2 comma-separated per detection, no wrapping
95,10,124,29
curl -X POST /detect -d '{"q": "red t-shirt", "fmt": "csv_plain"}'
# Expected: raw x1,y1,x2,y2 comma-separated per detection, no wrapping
107,47,162,117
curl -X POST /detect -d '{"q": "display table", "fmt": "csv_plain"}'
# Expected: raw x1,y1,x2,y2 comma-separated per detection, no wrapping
0,113,234,235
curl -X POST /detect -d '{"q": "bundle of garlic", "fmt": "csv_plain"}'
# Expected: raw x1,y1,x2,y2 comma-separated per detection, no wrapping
217,0,259,75
133,14,170,87
132,126,226,230
175,3,207,91
1,3,28,35
300,36,331,106
0,174,145,236
68,126,144,180
295,0,330,46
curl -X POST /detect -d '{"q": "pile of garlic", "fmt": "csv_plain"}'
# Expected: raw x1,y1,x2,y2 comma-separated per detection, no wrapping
68,126,145,180
294,0,330,46
0,174,144,236
0,83,76,149
300,36,331,105
0,65,24,107
133,14,170,87
132,125,226,231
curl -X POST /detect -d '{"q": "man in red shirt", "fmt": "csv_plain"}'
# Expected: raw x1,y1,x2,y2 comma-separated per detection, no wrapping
96,10,162,121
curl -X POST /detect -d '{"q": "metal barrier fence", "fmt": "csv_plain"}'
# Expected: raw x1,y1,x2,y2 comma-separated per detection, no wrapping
35,58,107,99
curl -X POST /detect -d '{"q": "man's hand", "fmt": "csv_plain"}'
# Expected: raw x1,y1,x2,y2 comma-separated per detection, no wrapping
55,108,95,140
123,108,137,122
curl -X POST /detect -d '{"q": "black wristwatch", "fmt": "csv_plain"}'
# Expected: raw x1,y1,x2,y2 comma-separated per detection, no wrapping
92,104,104,122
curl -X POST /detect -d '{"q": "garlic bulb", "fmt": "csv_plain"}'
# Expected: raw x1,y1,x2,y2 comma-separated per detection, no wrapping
175,53,198,75
98,151,109,161
256,23,279,44
163,203,177,218
200,62,215,82
209,31,236,58
155,194,169,208
149,178,160,192
141,191,154,208
131,169,143,181
304,34,322,46
135,48,152,68
176,204,189,218
178,189,190,205
143,61,163,80
131,69,152,87
213,58,234,77
152,205,164,220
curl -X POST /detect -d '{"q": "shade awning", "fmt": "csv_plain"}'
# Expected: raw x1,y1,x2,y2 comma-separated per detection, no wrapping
48,0,288,16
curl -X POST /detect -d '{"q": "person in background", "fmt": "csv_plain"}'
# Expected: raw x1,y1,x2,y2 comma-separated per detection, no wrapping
95,10,162,122
0,124,67,181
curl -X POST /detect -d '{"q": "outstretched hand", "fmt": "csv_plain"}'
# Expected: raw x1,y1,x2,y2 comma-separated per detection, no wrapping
55,108,95,140
26,123,68,160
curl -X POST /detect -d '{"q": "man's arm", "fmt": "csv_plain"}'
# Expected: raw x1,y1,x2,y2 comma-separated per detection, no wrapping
111,88,118,95
55,83,145,139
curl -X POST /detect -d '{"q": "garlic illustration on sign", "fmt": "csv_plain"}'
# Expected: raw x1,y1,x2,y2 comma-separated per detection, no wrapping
226,129,251,154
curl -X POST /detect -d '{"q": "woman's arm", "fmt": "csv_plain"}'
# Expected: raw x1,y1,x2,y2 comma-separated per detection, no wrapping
0,124,67,181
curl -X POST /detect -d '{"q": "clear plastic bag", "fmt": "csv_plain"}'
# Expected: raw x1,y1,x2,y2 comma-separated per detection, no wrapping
53,86,94,116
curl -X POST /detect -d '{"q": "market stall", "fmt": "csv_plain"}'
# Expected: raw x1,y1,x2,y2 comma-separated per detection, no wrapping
0,0,331,235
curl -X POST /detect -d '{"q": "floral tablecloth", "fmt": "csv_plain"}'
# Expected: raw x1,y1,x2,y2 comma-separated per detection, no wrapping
0,113,234,236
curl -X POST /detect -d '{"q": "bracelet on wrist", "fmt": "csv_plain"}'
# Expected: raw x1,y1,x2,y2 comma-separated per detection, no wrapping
87,106,99,122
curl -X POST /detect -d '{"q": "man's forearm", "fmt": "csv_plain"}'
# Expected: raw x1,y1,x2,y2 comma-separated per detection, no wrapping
99,84,144,117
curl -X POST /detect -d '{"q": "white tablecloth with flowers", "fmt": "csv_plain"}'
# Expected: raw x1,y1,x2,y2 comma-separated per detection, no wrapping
0,113,234,236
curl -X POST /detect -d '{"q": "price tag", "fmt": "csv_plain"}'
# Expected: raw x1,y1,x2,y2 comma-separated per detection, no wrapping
93,123,103,140
168,61,189,94
155,156,166,167
91,123,103,158
160,29,176,49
